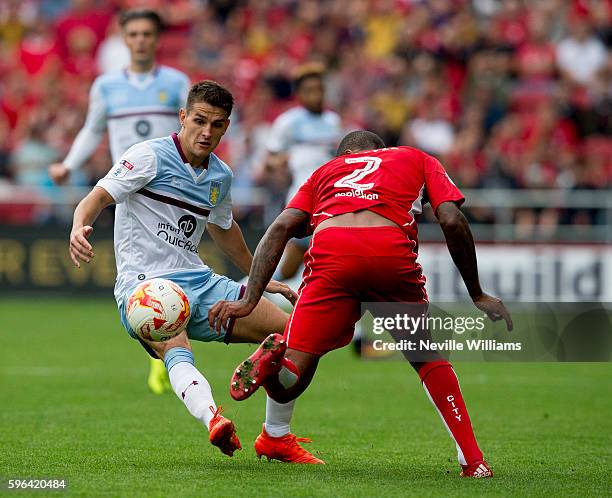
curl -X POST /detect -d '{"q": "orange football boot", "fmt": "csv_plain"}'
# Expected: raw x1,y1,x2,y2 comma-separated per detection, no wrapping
460,460,493,478
208,406,241,457
230,333,286,401
254,425,324,464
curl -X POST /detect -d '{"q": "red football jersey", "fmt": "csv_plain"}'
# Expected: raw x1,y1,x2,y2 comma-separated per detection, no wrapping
286,146,465,243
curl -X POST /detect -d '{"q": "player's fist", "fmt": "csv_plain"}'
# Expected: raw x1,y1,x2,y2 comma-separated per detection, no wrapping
472,293,513,331
48,163,71,185
69,225,94,268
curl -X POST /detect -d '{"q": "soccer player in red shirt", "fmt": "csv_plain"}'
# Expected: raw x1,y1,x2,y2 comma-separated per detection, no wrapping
209,130,512,477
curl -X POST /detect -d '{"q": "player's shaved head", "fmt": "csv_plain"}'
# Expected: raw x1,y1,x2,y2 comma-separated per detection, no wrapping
186,80,234,117
336,130,385,156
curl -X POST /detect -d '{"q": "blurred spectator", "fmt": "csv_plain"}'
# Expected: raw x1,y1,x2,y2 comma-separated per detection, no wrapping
54,0,112,63
19,17,60,77
11,111,58,186
0,0,37,47
96,14,130,73
556,9,607,86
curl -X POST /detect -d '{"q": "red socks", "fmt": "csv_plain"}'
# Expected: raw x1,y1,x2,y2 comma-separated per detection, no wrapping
419,361,484,466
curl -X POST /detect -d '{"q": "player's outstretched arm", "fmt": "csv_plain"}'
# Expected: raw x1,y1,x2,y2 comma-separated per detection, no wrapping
69,186,114,268
436,201,513,331
208,208,307,333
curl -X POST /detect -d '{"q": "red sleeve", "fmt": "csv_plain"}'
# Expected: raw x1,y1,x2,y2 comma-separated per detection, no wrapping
286,175,314,215
423,154,465,212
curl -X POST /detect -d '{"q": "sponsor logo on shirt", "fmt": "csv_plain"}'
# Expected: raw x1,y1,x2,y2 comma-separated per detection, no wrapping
334,190,379,200
156,214,199,253
209,181,222,205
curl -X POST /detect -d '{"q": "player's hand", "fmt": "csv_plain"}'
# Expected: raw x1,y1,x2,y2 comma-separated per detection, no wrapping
472,293,513,331
265,280,298,305
48,163,71,185
69,225,94,268
208,299,256,335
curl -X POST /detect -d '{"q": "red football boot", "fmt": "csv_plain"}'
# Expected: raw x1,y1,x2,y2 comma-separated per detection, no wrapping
254,425,324,464
230,333,286,401
208,406,241,457
460,460,493,478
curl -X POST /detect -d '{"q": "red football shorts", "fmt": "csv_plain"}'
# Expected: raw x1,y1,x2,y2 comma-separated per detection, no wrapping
284,226,428,356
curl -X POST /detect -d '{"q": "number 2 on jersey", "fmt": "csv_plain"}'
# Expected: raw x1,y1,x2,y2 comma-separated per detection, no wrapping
334,157,381,192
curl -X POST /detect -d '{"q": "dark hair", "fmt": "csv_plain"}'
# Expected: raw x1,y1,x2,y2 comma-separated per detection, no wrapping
336,130,385,156
119,9,163,33
186,80,234,116
293,62,325,90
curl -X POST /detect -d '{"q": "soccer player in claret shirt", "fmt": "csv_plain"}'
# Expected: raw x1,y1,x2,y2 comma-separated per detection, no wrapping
48,9,192,396
210,130,513,476
69,80,323,460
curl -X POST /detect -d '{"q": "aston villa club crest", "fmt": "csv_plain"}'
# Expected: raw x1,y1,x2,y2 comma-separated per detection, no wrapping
209,181,222,205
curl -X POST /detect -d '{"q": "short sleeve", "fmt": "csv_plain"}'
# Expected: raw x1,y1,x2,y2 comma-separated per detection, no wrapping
96,142,157,203
423,154,465,212
208,188,234,229
286,175,314,214
266,112,293,153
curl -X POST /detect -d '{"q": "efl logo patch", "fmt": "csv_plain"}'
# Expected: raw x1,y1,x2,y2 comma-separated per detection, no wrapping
111,159,135,178
209,181,222,205
121,160,135,170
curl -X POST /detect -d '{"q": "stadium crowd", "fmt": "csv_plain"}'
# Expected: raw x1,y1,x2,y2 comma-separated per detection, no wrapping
0,0,611,234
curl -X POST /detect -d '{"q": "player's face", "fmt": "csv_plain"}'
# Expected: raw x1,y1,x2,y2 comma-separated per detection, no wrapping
179,103,230,162
297,77,324,114
122,19,159,66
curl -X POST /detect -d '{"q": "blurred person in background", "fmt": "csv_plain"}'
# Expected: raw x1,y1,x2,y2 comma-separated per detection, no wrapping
263,63,342,283
0,0,37,48
401,93,456,156
96,13,130,74
47,9,191,396
556,7,608,87
12,110,59,187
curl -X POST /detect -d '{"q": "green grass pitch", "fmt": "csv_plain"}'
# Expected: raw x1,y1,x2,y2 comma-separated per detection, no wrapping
1,298,610,497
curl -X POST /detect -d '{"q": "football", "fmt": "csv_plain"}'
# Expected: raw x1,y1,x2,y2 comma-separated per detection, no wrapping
126,278,191,342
